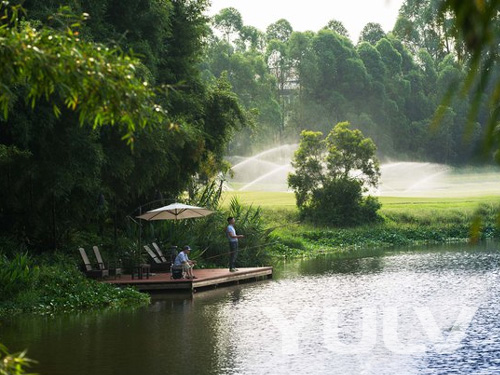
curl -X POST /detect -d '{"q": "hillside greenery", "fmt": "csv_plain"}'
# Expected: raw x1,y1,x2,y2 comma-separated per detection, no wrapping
0,0,499,322
206,1,499,164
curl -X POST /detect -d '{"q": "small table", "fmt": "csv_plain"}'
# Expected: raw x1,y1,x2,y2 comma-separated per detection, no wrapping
132,264,151,279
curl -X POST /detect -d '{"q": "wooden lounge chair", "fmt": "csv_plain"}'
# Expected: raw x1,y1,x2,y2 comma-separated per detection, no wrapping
78,247,109,279
143,245,170,272
152,242,169,263
93,246,122,279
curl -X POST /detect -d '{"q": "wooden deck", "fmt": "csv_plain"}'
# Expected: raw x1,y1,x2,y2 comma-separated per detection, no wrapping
103,267,273,292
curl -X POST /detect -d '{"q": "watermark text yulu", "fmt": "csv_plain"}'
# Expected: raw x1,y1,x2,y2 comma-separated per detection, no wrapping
261,305,477,355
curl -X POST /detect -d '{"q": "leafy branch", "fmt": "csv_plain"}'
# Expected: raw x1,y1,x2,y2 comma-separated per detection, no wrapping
0,3,166,145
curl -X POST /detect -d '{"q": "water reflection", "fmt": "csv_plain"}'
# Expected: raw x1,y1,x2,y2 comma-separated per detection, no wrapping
1,243,500,375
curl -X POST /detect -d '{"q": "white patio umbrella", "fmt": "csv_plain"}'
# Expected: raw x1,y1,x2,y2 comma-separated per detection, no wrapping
136,202,214,221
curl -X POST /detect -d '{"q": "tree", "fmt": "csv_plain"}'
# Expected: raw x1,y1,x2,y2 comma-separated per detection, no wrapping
288,122,381,226
212,7,243,43
0,4,164,144
358,22,386,45
392,15,421,54
287,130,324,208
325,122,380,187
203,35,281,151
237,25,265,52
324,19,350,39
376,38,402,76
357,42,386,82
397,0,457,61
436,0,500,161
287,31,316,134
266,18,293,43
0,1,250,249
266,38,291,139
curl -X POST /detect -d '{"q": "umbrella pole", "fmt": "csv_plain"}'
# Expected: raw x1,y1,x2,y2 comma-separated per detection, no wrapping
138,206,142,258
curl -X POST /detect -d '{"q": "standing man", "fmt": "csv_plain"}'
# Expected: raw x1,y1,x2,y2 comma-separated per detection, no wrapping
226,216,244,272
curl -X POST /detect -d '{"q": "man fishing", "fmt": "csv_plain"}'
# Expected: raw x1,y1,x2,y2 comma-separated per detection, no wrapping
226,217,244,272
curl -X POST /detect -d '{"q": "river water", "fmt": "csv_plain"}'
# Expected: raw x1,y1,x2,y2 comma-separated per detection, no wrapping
2,242,500,375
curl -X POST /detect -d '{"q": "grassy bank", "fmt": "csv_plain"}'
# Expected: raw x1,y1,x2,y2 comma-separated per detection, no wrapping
0,253,150,319
2,192,499,319
222,191,500,258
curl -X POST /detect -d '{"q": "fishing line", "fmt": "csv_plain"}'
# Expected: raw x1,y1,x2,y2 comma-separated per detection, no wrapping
201,240,282,261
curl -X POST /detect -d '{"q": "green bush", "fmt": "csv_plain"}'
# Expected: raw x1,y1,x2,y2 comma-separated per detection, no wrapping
271,232,307,251
303,179,381,226
0,253,149,317
288,124,381,226
33,265,149,315
0,253,39,302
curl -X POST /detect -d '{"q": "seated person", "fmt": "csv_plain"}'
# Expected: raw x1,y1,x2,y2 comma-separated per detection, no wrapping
173,245,197,279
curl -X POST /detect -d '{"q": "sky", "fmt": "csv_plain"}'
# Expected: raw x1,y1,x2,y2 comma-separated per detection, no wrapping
207,0,405,42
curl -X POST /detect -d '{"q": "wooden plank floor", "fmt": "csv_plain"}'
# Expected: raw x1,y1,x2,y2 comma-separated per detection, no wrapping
102,267,273,292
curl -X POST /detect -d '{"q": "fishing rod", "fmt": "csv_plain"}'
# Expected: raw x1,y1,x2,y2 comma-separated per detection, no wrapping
201,240,282,261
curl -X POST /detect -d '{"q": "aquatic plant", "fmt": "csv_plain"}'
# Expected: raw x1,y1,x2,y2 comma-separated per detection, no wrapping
0,343,35,375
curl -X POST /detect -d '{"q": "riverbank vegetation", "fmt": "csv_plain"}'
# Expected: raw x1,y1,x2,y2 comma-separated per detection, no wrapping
0,252,150,318
1,192,499,320
221,192,500,258
0,0,499,322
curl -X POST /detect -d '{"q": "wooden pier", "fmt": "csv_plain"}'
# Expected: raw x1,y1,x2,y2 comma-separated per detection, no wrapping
103,267,273,292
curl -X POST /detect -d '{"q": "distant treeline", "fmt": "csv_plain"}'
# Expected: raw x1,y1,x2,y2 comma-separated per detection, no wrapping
206,3,498,164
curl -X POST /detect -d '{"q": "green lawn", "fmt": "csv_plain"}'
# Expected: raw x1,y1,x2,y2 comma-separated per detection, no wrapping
222,190,500,212
380,195,500,212
221,191,297,208
220,190,500,259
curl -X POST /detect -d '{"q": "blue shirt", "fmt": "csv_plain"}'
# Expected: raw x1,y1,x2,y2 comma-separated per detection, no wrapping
174,251,189,266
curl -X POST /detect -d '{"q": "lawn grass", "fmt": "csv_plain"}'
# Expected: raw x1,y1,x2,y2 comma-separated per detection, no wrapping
221,191,297,208
222,190,500,212
221,190,500,258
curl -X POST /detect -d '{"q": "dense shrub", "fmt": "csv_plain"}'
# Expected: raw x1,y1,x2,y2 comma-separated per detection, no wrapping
0,253,39,302
0,253,149,317
306,179,382,226
34,265,149,315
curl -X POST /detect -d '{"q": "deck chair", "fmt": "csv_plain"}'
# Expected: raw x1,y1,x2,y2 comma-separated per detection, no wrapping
93,246,122,279
78,247,109,279
143,245,170,272
152,242,169,263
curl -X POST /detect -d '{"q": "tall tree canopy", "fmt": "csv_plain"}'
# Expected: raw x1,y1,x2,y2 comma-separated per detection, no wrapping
212,7,243,43
0,1,248,249
0,4,163,143
202,0,492,168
